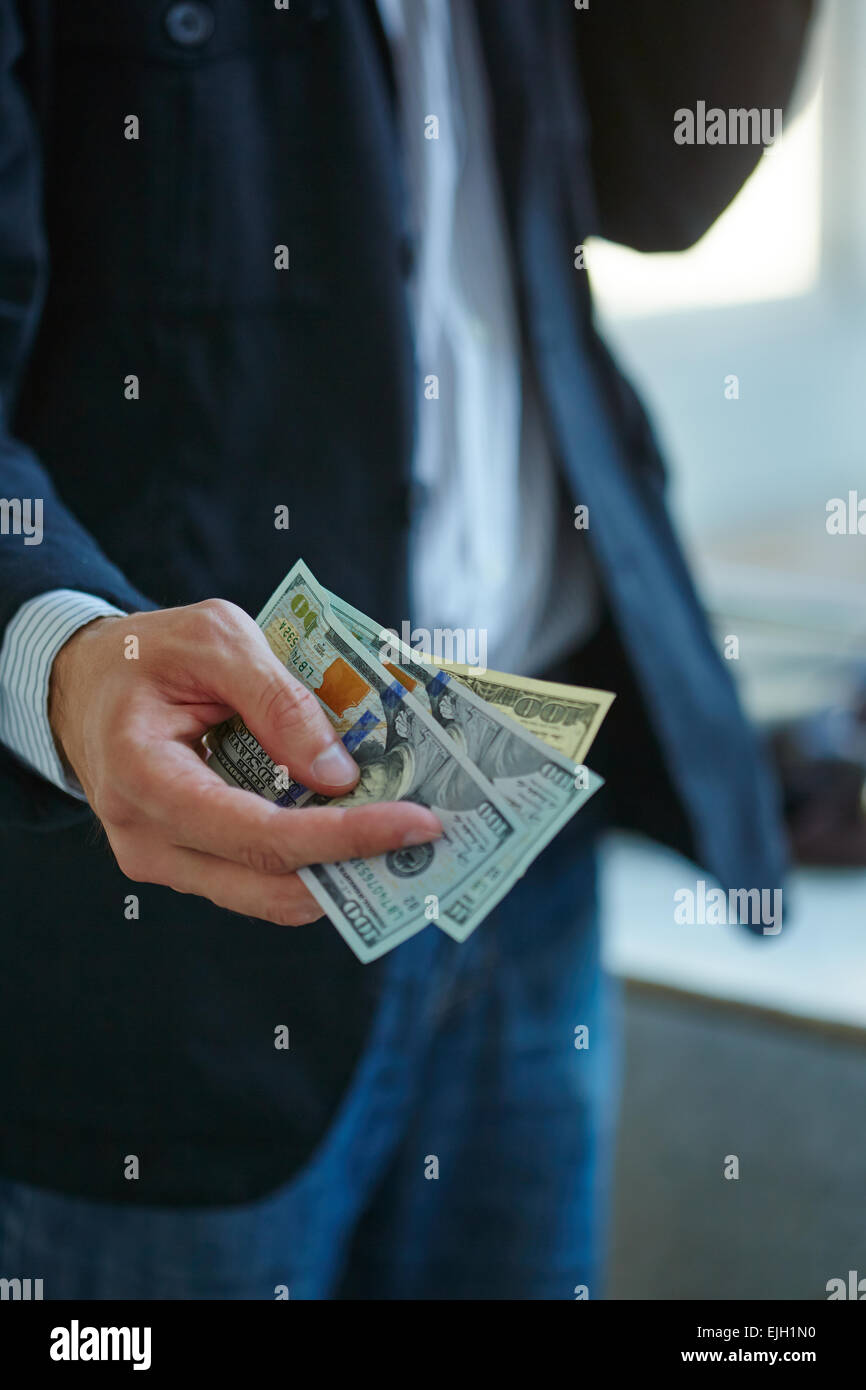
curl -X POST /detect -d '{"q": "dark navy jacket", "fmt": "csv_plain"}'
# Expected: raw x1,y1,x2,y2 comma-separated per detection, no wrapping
0,0,812,1202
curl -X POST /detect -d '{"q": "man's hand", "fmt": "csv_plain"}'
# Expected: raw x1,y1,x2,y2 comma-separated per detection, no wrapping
48,599,442,926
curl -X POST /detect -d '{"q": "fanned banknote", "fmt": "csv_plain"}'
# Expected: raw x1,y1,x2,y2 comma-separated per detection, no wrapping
433,663,614,767
326,590,609,939
209,561,532,961
206,560,608,960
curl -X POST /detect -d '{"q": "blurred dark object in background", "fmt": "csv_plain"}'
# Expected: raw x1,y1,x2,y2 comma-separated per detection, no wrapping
769,693,866,866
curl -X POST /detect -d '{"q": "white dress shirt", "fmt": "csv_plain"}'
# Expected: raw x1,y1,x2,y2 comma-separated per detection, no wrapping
0,0,597,800
380,0,597,675
0,589,124,796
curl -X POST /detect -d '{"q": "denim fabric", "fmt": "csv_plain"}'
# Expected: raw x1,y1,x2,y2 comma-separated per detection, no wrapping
0,826,617,1300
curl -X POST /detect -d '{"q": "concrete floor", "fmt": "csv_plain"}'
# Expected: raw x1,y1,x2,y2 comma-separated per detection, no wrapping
608,982,866,1300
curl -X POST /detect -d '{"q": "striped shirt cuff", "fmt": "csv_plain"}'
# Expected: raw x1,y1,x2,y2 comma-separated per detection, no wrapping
0,590,127,799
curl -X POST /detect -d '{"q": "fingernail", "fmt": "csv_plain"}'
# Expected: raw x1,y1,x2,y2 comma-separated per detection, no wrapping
402,819,442,847
311,741,357,787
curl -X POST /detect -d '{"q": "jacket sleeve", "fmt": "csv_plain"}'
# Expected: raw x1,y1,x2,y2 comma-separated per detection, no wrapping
0,2,155,827
575,0,816,253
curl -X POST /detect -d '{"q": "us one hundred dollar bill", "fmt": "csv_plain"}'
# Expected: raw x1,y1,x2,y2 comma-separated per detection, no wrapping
206,560,609,961
434,664,614,768
326,590,611,939
208,561,526,961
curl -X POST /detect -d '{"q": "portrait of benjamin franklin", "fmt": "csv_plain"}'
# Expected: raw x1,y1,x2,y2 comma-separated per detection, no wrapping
332,703,485,813
432,687,544,784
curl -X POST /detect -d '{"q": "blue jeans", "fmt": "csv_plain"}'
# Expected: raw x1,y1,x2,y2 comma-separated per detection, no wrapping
0,827,619,1299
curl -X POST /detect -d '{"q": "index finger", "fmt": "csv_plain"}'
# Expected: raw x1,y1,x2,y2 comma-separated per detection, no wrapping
136,741,443,872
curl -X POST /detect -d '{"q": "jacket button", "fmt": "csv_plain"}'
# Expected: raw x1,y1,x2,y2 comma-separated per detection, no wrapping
164,2,215,47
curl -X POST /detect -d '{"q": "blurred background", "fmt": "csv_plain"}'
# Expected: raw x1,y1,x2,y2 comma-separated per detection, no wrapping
586,0,866,1298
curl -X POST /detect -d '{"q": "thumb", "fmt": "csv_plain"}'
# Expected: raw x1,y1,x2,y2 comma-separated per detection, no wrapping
202,614,359,795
